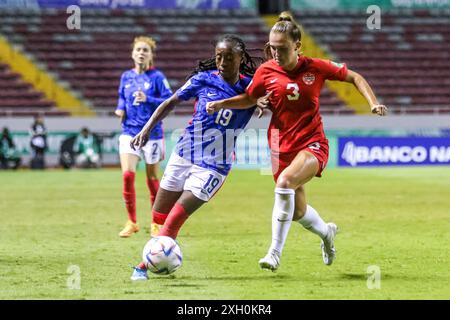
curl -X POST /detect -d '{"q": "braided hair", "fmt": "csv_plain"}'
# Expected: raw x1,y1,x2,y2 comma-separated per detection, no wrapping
188,34,263,79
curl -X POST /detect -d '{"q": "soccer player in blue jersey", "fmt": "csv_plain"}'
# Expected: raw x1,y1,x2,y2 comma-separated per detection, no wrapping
128,34,263,280
115,36,173,238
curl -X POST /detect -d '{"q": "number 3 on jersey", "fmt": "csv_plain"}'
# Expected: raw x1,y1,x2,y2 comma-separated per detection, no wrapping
215,108,233,126
286,83,300,100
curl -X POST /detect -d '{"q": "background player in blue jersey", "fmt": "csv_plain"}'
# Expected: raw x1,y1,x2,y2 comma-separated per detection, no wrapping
115,36,173,238
128,34,263,280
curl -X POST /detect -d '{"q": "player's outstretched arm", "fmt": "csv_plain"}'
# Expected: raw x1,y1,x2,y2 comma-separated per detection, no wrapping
130,93,181,150
206,93,257,115
344,69,388,116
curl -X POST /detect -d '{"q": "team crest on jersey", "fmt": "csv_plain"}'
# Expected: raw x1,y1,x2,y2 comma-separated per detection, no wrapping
302,73,315,85
144,82,151,90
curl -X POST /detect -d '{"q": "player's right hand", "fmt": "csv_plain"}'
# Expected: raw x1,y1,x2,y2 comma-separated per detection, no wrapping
115,109,126,123
130,130,148,150
256,91,272,118
256,91,272,110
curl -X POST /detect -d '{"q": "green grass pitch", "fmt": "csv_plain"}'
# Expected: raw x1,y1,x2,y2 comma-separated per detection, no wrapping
0,167,449,299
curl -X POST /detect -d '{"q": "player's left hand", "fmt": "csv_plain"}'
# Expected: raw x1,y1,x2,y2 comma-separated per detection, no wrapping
371,104,388,116
206,101,223,115
134,89,147,104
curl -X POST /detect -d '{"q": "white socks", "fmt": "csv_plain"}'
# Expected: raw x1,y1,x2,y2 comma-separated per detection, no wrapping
267,189,330,258
297,205,329,239
268,188,295,256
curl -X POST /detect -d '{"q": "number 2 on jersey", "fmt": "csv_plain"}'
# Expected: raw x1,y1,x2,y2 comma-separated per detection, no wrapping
286,83,300,100
151,143,159,156
215,109,233,126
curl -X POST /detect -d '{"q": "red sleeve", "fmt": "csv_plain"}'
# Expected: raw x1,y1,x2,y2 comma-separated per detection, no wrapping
246,65,266,99
316,59,348,81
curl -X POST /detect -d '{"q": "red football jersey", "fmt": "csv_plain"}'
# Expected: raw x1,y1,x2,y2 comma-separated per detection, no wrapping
246,56,348,153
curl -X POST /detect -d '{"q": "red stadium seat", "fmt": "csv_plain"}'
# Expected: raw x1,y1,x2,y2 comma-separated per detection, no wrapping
0,63,61,115
295,9,450,114
0,9,351,115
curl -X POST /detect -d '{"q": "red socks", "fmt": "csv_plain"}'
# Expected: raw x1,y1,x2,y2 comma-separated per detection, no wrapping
123,174,160,224
122,171,136,223
152,209,168,225
140,203,189,270
159,202,189,239
146,178,160,206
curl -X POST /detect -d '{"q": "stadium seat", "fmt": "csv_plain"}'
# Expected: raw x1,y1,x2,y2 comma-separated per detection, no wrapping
295,9,450,114
0,63,65,116
0,9,353,115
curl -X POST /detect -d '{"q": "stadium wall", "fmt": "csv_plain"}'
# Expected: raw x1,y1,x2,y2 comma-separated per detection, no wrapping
2,115,449,168
289,0,450,10
4,114,449,131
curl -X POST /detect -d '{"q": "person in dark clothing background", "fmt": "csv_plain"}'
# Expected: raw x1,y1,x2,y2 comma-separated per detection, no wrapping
0,127,21,170
29,116,47,169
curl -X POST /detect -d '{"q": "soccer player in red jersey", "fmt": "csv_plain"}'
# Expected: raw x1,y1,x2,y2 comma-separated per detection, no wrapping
207,12,387,271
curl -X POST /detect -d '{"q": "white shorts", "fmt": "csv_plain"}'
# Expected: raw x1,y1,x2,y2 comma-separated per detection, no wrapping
119,134,164,164
160,152,227,202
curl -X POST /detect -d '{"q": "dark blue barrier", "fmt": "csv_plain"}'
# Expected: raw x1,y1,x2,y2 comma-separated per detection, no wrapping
36,0,245,9
338,137,450,167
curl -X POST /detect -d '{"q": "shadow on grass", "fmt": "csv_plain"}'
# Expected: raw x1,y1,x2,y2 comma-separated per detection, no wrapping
339,272,396,281
154,274,295,282
339,273,367,280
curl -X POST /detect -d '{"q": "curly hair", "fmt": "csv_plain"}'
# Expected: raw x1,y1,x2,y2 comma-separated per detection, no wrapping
188,34,263,79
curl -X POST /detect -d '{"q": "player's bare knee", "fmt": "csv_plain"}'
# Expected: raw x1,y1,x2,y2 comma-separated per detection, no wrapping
146,172,158,180
145,166,158,179
276,174,296,189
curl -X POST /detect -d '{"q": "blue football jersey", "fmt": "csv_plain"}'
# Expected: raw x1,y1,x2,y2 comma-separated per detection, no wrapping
116,68,172,138
175,70,256,175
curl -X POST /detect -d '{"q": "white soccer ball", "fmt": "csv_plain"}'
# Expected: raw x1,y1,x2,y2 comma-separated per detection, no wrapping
142,236,183,275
